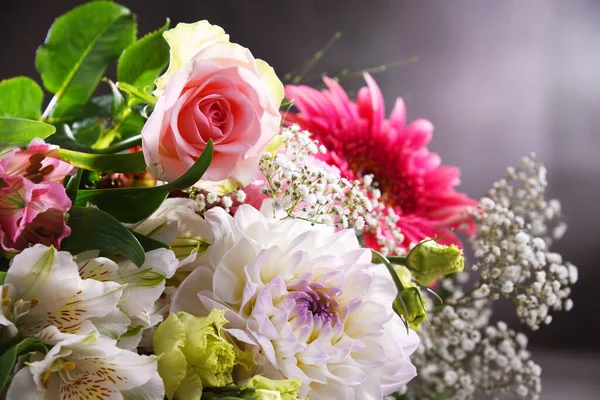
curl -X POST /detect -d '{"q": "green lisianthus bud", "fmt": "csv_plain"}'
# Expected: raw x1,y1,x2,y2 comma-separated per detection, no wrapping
240,375,304,400
153,309,253,400
393,286,428,331
407,239,465,287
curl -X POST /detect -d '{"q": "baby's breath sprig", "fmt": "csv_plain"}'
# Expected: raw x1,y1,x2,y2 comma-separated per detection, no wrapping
259,125,372,229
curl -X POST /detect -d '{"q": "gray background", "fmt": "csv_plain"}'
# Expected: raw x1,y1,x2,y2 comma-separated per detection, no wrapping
1,1,598,397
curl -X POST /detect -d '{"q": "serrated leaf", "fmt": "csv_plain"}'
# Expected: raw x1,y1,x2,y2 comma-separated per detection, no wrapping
61,206,146,266
0,117,56,147
75,141,213,223
0,338,48,392
0,77,44,119
36,1,136,118
117,19,170,94
59,149,147,173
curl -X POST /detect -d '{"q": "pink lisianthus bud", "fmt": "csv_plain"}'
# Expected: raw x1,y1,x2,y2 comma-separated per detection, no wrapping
0,172,72,251
0,138,74,183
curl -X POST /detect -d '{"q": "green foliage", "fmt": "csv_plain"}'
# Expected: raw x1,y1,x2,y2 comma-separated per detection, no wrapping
0,77,43,119
66,168,84,203
75,141,213,223
36,1,136,118
0,338,48,392
61,206,146,266
46,123,101,153
59,148,147,173
0,117,55,147
118,19,171,95
132,231,170,252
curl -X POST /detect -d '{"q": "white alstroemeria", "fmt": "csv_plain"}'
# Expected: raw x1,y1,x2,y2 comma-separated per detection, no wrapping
0,245,124,344
78,248,185,348
133,199,213,277
7,326,164,400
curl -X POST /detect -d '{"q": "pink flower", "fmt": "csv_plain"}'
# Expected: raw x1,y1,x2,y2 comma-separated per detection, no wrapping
285,74,477,250
0,172,72,252
0,138,74,183
142,22,284,190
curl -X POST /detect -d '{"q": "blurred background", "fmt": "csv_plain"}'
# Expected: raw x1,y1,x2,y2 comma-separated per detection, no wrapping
1,0,599,398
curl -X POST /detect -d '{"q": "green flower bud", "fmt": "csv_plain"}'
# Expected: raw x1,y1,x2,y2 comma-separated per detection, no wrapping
241,375,304,400
153,309,253,400
170,235,210,259
393,286,428,332
407,239,465,287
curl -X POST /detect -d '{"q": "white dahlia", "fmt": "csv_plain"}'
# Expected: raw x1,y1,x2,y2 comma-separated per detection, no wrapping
171,205,419,399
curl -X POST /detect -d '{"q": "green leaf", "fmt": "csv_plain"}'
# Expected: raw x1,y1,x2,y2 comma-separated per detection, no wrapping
62,206,146,266
47,94,113,124
36,1,136,118
132,231,170,252
46,124,100,153
66,168,83,202
118,19,170,94
0,272,5,285
116,82,157,106
118,110,146,141
106,79,125,119
0,117,56,147
75,141,213,223
0,77,44,119
59,149,147,173
0,338,48,392
70,118,104,147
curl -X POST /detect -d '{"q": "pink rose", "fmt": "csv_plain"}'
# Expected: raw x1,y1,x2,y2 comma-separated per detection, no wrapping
142,21,284,190
0,138,74,183
0,172,72,251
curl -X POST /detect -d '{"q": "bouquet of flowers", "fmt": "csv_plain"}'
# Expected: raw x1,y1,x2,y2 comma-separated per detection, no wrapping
0,2,577,399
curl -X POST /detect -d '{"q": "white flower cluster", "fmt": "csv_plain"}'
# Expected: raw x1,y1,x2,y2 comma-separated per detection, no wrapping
470,155,577,330
259,125,372,228
191,189,247,214
362,179,409,256
403,155,575,400
407,305,542,400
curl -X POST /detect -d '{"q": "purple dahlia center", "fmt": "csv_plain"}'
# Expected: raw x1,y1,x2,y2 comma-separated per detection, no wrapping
287,280,342,327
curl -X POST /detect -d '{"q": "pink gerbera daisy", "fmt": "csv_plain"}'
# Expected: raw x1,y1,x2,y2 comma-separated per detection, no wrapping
284,73,477,252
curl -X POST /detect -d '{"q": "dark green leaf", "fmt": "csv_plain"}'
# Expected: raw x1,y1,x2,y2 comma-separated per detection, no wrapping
132,231,170,251
66,168,83,203
0,77,44,119
118,19,170,94
0,272,5,285
0,117,56,147
0,338,48,392
106,79,125,119
70,118,104,147
36,1,136,118
62,206,146,266
102,134,142,154
75,141,213,223
59,149,147,173
118,111,146,141
48,95,113,124
46,124,99,153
